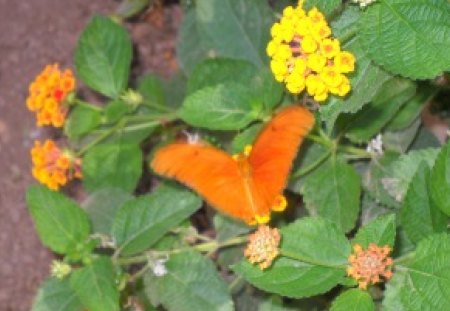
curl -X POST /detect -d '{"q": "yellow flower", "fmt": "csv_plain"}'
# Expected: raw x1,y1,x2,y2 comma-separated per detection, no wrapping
347,243,393,290
26,64,76,127
267,1,356,102
244,225,281,269
31,140,82,190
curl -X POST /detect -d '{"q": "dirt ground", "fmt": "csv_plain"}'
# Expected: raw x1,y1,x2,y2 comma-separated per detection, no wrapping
0,1,179,309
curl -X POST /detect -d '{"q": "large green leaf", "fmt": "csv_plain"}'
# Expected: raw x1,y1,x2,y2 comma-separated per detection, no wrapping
383,234,450,310
303,0,341,16
179,83,260,130
401,163,448,244
26,185,90,254
195,0,274,68
319,38,392,130
75,16,132,98
138,74,166,109
32,278,83,311
301,158,361,232
144,251,234,311
65,105,102,139
359,0,450,79
233,217,349,298
330,289,375,311
82,143,142,193
112,182,201,256
353,213,396,248
340,77,416,142
70,257,119,311
431,142,450,216
82,188,133,234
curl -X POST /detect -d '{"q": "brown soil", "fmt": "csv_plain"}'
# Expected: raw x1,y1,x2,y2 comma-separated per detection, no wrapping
0,0,179,309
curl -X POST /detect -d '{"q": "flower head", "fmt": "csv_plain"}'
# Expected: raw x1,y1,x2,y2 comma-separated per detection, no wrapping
267,1,355,102
26,64,76,127
50,260,72,279
352,0,377,8
31,139,82,190
244,225,281,269
347,243,393,289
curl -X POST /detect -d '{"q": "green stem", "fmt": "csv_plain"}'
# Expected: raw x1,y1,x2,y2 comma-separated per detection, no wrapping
338,145,373,158
143,99,173,113
291,149,331,178
76,119,125,156
73,99,103,111
280,250,347,269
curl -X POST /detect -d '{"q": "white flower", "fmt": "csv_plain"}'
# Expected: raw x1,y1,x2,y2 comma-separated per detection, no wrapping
152,258,168,277
366,134,383,155
352,0,377,8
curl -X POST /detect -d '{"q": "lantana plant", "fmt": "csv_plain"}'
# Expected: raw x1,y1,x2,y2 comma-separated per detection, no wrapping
27,0,450,310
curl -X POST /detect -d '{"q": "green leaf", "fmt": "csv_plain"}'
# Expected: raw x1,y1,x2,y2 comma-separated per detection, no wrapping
26,185,90,254
304,0,341,16
214,214,250,242
75,15,132,98
144,251,234,311
331,5,361,39
231,124,262,153
353,214,396,248
112,182,201,256
234,217,350,298
82,143,142,193
383,117,421,153
82,188,133,234
138,74,166,108
401,163,448,244
383,234,450,310
385,148,440,202
179,83,260,130
32,278,83,311
65,105,102,139
103,100,129,124
330,289,375,311
116,0,149,19
251,69,284,112
258,296,297,311
319,38,392,130
70,257,119,311
431,142,450,216
359,0,450,79
301,158,361,232
340,77,416,142
195,0,274,68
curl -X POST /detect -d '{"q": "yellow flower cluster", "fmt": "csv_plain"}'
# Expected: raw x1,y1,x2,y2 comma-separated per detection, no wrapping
244,225,281,269
267,2,355,102
26,64,76,127
347,243,393,290
31,140,82,190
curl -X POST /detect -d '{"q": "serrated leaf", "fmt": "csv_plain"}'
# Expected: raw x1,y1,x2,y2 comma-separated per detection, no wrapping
65,105,102,139
82,188,133,234
112,182,201,256
359,0,450,79
330,289,375,311
233,217,349,298
75,16,132,98
385,148,440,202
331,5,361,39
82,143,142,193
70,257,119,311
195,0,274,68
304,0,341,17
319,38,392,130
340,77,416,142
384,234,450,310
431,142,450,216
301,158,361,232
353,214,396,248
401,162,448,244
144,251,234,311
382,270,407,311
32,278,83,311
26,185,90,254
179,83,260,130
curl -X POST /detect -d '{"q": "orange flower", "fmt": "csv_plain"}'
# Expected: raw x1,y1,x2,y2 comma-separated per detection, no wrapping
347,243,393,289
244,225,281,269
31,139,82,190
26,64,76,127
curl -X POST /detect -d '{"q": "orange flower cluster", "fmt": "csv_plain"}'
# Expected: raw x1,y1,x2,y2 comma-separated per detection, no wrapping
31,140,82,190
26,64,76,127
347,243,393,289
244,225,281,269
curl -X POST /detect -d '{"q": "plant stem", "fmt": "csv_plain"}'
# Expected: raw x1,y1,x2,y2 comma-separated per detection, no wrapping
291,149,332,178
73,99,103,111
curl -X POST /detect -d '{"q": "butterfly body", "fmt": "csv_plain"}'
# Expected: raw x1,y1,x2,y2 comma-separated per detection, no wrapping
151,106,314,224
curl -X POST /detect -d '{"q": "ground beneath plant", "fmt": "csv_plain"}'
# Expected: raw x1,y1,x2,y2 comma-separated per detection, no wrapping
0,0,180,309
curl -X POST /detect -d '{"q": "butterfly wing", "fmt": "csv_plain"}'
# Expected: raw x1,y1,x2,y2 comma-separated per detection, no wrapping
151,142,265,223
249,106,315,208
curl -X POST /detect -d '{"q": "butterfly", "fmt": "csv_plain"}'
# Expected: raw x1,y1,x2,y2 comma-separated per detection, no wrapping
151,105,315,224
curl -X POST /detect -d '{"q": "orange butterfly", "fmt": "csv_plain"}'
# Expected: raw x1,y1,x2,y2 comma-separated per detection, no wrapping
151,105,315,225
